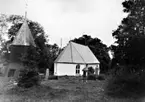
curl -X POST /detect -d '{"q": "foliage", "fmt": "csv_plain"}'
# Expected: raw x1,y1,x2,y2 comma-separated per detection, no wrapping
0,14,61,75
97,74,105,80
8,15,47,49
111,0,145,69
0,14,51,72
18,71,40,88
87,74,96,80
18,46,40,88
105,65,145,99
0,14,54,87
20,46,40,71
72,35,110,73
0,14,8,35
45,44,61,74
0,14,9,58
88,67,95,75
87,67,96,80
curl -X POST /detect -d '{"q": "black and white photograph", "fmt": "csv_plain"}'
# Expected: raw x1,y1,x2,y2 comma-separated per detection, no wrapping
0,0,144,102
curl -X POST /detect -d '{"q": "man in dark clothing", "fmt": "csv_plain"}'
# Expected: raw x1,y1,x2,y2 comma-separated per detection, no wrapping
82,64,88,82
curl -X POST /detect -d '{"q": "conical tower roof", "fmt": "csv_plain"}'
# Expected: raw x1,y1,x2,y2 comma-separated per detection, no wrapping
12,20,36,47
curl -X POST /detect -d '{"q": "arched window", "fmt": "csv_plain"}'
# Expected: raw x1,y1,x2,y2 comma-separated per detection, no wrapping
76,64,80,74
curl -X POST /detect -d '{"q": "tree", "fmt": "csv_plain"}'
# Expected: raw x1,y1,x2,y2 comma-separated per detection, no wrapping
0,14,62,75
111,0,145,71
45,43,61,74
1,15,50,72
0,15,49,87
18,46,40,88
8,15,47,48
72,35,110,73
0,14,10,61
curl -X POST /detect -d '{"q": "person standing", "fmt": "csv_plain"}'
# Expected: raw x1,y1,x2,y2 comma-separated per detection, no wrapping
82,64,88,82
95,64,100,76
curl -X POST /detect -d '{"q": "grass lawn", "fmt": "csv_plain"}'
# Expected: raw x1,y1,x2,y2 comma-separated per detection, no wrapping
0,76,145,102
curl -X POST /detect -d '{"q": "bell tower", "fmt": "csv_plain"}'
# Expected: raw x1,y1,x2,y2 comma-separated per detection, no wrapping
7,19,36,80
10,20,36,62
7,1,36,79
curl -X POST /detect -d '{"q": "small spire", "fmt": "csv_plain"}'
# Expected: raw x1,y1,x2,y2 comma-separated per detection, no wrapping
60,38,62,48
24,0,28,20
25,11,27,20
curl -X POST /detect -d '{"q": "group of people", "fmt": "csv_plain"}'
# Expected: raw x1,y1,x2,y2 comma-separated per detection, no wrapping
76,64,100,82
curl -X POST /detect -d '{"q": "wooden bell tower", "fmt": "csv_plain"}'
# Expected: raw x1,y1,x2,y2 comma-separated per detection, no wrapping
7,19,36,80
7,1,36,79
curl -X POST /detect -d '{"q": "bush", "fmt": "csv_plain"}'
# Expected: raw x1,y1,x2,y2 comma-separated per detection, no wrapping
97,74,105,80
87,74,96,80
18,46,40,88
105,65,145,98
88,67,95,75
18,70,40,88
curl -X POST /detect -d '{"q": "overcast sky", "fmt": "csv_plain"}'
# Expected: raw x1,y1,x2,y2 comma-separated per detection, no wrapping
0,0,125,47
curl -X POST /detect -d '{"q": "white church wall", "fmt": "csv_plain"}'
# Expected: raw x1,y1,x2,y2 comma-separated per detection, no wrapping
54,63,99,76
54,63,76,76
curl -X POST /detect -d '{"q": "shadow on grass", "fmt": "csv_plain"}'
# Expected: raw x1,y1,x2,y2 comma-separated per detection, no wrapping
105,74,145,99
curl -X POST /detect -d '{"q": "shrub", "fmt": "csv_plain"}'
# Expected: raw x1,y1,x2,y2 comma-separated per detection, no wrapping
18,46,40,88
105,65,145,98
87,74,96,80
97,74,105,80
88,67,95,75
18,70,40,88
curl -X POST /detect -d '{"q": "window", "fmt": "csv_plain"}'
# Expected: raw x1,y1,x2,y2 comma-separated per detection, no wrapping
76,64,80,74
8,69,16,77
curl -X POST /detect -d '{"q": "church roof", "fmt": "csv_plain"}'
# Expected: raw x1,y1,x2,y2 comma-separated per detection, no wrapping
12,20,36,47
55,42,100,64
